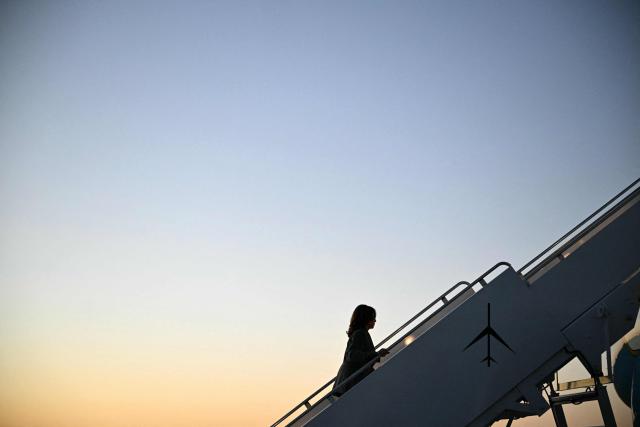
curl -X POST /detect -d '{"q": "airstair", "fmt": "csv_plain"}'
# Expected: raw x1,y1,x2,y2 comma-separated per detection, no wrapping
272,178,640,427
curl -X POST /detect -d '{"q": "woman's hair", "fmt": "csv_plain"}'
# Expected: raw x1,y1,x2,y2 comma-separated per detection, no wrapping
347,304,376,337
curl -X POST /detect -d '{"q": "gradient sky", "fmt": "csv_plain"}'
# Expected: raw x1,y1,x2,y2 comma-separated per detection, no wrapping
1,1,639,426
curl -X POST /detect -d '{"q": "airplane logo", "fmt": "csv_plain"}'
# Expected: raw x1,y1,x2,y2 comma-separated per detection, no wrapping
463,303,514,367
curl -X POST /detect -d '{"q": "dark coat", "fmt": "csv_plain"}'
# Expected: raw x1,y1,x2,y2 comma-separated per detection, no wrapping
332,328,379,396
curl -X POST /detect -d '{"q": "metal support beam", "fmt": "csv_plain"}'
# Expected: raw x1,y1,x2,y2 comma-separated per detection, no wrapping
548,383,569,427
595,383,617,427
550,403,568,427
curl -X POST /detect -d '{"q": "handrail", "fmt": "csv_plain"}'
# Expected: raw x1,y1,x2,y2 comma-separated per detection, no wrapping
374,280,471,349
269,378,335,427
377,262,511,352
271,261,512,427
373,262,511,364
518,177,640,276
271,282,473,427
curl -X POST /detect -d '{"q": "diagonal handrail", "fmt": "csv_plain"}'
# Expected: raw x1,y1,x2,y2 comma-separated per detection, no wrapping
375,262,511,353
271,261,512,427
518,177,640,277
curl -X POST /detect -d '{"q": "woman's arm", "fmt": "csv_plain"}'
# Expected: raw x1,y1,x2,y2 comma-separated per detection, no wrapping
345,330,380,364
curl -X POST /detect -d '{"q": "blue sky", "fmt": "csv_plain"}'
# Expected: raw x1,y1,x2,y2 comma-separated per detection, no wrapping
1,1,639,426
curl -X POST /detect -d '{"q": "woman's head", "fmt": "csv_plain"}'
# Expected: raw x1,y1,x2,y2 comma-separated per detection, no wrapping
347,304,377,337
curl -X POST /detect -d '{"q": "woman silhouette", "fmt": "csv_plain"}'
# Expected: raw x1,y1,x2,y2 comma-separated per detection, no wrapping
332,304,389,396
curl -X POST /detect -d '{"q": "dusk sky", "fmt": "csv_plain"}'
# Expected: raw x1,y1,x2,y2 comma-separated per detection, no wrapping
1,1,639,426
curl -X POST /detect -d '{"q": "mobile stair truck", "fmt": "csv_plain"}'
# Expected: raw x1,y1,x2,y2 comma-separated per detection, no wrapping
272,178,640,427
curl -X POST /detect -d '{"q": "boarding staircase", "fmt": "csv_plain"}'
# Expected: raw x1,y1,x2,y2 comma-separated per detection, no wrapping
272,178,640,427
